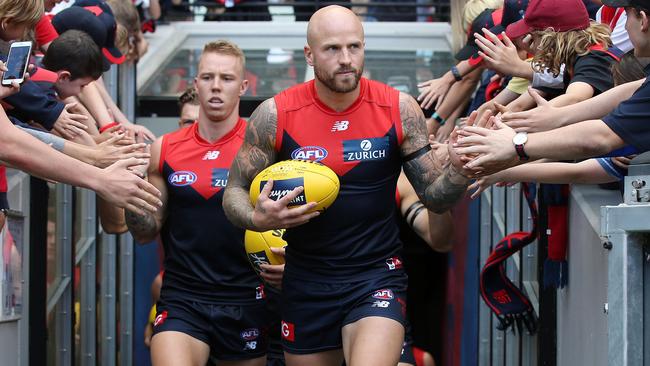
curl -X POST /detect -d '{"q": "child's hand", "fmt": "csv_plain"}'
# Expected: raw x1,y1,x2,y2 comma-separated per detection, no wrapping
53,103,88,139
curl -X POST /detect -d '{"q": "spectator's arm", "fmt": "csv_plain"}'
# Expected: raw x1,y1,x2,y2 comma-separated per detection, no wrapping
148,0,161,19
502,79,645,131
547,81,596,108
77,81,114,128
469,159,618,198
0,107,162,214
4,80,65,130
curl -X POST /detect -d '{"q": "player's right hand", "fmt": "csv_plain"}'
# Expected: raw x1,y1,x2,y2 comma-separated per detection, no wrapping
251,179,320,231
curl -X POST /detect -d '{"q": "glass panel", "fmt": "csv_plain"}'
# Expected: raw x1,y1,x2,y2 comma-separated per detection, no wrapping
74,188,83,365
140,48,455,99
47,182,60,299
47,309,57,364
1,212,25,319
96,235,103,364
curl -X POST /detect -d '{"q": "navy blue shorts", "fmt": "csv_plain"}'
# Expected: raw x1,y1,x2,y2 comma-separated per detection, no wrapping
280,271,408,354
152,295,271,361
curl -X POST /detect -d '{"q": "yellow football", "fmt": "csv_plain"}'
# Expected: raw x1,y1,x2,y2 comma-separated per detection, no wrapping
245,229,287,274
249,160,340,212
149,304,157,324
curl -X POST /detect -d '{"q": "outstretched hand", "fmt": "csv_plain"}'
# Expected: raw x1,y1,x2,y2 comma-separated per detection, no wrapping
417,76,453,110
453,115,519,176
474,28,528,77
501,87,563,132
97,157,162,215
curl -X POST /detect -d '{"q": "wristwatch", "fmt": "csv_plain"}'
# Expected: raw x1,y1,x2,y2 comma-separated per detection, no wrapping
512,132,529,161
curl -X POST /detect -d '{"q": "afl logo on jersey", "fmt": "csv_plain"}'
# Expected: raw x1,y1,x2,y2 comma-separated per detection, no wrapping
169,171,197,186
291,146,328,162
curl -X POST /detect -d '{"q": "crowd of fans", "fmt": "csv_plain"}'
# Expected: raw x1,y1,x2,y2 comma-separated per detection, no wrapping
419,0,644,197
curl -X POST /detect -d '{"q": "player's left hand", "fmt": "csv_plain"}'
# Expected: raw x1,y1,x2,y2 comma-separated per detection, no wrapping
259,246,285,289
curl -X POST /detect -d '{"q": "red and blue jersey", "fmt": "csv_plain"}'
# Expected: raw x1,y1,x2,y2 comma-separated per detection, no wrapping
159,119,262,303
274,77,404,281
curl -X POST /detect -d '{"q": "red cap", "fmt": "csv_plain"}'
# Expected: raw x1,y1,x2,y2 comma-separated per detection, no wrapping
505,0,589,39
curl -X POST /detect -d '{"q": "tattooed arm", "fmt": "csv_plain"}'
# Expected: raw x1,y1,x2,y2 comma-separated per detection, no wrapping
223,98,319,231
399,92,470,214
125,137,168,243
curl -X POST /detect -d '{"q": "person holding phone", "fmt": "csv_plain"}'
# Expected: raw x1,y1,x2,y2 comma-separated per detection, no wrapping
2,41,31,87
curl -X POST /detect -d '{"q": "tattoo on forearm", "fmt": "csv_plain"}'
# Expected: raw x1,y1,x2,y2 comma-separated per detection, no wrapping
403,153,468,214
399,94,430,155
399,92,469,213
223,99,278,230
125,209,158,242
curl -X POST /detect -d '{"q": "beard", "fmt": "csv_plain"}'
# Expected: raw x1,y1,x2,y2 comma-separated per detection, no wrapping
314,63,364,93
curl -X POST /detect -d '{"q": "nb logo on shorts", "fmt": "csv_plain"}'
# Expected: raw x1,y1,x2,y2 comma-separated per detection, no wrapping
244,341,257,350
331,120,349,132
281,321,295,342
371,300,390,308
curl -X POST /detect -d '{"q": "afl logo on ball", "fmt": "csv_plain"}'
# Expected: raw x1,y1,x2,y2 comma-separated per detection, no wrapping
169,171,197,186
291,146,328,162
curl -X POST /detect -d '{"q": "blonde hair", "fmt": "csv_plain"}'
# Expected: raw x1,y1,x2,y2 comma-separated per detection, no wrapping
0,0,43,28
105,0,140,61
106,0,140,35
451,0,502,54
203,40,246,68
531,22,612,77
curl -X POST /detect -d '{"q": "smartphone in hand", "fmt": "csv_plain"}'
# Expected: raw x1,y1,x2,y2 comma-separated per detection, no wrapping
2,41,32,86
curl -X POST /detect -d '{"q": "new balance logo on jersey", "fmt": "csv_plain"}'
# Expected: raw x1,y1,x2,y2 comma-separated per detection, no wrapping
211,168,229,188
331,120,349,132
343,137,390,162
202,151,220,160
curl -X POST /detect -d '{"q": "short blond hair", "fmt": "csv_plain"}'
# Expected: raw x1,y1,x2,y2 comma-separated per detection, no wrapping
200,40,246,77
203,40,246,67
0,0,43,28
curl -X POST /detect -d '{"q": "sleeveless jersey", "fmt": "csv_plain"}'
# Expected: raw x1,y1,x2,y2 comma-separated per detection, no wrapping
159,120,262,303
274,77,404,281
